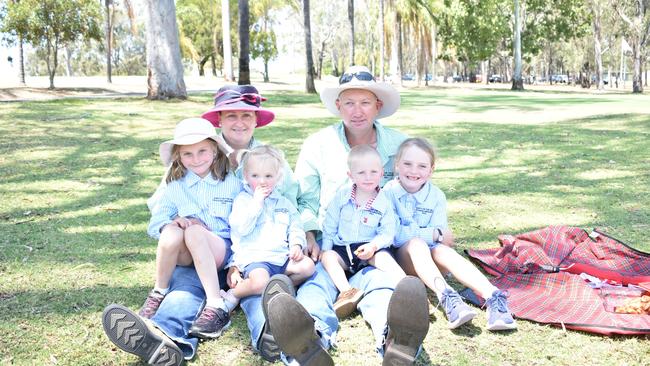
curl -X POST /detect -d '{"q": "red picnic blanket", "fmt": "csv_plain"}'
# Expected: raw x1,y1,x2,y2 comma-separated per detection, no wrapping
466,226,650,335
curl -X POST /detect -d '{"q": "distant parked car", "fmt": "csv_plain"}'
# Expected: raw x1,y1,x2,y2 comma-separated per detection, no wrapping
452,75,463,82
402,73,415,81
551,74,568,83
488,74,503,83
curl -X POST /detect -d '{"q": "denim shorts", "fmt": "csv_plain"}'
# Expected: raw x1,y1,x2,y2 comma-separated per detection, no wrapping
242,259,289,279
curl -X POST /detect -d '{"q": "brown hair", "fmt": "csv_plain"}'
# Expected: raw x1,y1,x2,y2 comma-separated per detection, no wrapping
394,137,436,167
165,138,229,183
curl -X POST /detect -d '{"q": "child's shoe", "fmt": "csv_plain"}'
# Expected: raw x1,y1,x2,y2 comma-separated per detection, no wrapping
440,288,477,329
188,305,231,339
138,290,166,319
333,288,363,319
485,290,517,331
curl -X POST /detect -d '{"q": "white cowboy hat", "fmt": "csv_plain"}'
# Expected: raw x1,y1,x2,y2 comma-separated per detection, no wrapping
159,118,220,166
319,65,400,119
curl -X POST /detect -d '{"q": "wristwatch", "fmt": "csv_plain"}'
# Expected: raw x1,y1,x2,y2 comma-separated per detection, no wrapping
436,228,444,243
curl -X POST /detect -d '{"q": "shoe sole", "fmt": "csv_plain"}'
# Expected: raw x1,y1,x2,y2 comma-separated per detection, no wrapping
259,274,296,361
448,308,477,329
102,304,183,366
267,293,333,366
383,276,430,366
487,319,518,331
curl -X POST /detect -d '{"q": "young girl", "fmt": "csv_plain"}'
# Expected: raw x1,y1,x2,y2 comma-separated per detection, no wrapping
384,137,517,331
143,117,242,339
220,145,315,310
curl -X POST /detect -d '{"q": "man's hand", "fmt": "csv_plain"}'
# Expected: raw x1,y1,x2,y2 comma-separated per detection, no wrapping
305,231,320,262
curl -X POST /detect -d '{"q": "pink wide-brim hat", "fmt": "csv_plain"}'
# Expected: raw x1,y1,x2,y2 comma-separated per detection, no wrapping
201,85,275,128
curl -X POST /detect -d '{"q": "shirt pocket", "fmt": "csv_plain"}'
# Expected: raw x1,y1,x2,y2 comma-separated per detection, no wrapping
209,198,233,220
413,207,433,228
358,212,381,238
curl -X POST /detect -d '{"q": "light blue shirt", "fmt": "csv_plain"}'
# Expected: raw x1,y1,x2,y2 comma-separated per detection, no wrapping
228,184,306,268
147,171,243,240
147,136,299,211
295,121,407,235
383,178,448,248
321,184,396,252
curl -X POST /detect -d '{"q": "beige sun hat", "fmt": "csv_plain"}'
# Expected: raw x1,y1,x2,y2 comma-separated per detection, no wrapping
159,118,220,166
319,65,400,119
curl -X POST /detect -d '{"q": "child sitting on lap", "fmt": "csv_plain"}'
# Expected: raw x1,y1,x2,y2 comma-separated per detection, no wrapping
221,145,315,310
321,144,405,319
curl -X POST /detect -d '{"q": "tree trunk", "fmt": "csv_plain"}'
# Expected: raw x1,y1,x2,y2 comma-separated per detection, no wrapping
348,0,354,66
318,39,326,79
397,13,403,86
632,37,643,93
238,0,251,85
431,24,437,85
303,0,316,94
199,55,210,76
379,0,385,81
105,0,113,83
18,35,26,85
144,0,187,99
511,0,524,90
222,0,234,81
64,46,72,76
263,60,269,82
590,0,604,90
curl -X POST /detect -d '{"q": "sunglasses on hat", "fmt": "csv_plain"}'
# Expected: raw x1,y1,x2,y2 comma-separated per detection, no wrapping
338,71,375,85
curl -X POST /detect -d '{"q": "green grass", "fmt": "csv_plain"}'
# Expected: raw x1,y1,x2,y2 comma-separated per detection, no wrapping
1,87,649,365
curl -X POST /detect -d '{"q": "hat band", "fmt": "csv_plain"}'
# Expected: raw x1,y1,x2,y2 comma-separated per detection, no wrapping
214,91,265,108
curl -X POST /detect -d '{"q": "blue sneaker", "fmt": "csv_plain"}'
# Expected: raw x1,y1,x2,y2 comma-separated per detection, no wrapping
485,290,517,331
440,288,477,329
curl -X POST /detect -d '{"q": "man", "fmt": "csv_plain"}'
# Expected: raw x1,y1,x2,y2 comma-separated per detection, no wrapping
262,65,430,366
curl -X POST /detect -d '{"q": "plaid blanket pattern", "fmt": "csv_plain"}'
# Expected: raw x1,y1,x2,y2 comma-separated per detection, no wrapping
467,226,650,335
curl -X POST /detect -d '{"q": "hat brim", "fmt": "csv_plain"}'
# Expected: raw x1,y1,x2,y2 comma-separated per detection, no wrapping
159,135,220,167
319,82,400,119
201,105,275,128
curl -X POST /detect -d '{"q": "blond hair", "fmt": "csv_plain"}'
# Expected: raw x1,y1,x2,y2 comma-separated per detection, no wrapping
347,144,381,168
165,139,229,183
241,145,285,179
395,137,436,167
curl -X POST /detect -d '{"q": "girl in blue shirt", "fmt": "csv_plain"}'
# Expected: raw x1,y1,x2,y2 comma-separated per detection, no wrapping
385,137,517,331
143,118,242,339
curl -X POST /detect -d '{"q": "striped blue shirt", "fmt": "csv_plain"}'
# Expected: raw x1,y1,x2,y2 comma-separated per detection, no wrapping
147,136,299,211
229,184,306,268
147,171,243,239
383,178,448,248
321,183,396,252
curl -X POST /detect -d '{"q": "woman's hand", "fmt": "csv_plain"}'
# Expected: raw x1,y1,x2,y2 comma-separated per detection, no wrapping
305,231,320,262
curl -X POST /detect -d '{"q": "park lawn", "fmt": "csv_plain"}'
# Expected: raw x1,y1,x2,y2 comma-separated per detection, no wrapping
0,86,649,366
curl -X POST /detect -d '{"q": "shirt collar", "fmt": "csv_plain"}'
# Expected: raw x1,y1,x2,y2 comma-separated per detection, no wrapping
349,183,380,209
393,178,431,203
183,170,221,187
336,121,391,165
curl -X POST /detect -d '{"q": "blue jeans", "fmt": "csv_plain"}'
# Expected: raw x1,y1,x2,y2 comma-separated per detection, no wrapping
150,266,204,359
242,262,397,354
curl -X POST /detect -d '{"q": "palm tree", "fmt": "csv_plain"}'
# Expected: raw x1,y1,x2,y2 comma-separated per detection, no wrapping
238,0,251,85
144,0,187,99
348,0,355,66
303,0,316,93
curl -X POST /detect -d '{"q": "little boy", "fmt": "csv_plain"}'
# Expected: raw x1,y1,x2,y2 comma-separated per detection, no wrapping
320,144,405,318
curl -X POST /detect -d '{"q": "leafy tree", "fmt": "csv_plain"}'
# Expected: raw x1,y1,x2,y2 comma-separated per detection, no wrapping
144,0,187,99
303,0,317,93
614,0,649,93
0,0,26,85
177,0,221,76
2,0,102,89
104,0,135,83
250,0,279,82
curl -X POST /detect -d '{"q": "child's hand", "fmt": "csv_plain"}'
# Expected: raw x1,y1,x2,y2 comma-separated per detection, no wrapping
253,185,272,203
171,216,190,229
354,243,377,260
227,267,243,288
186,217,208,229
289,244,304,261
